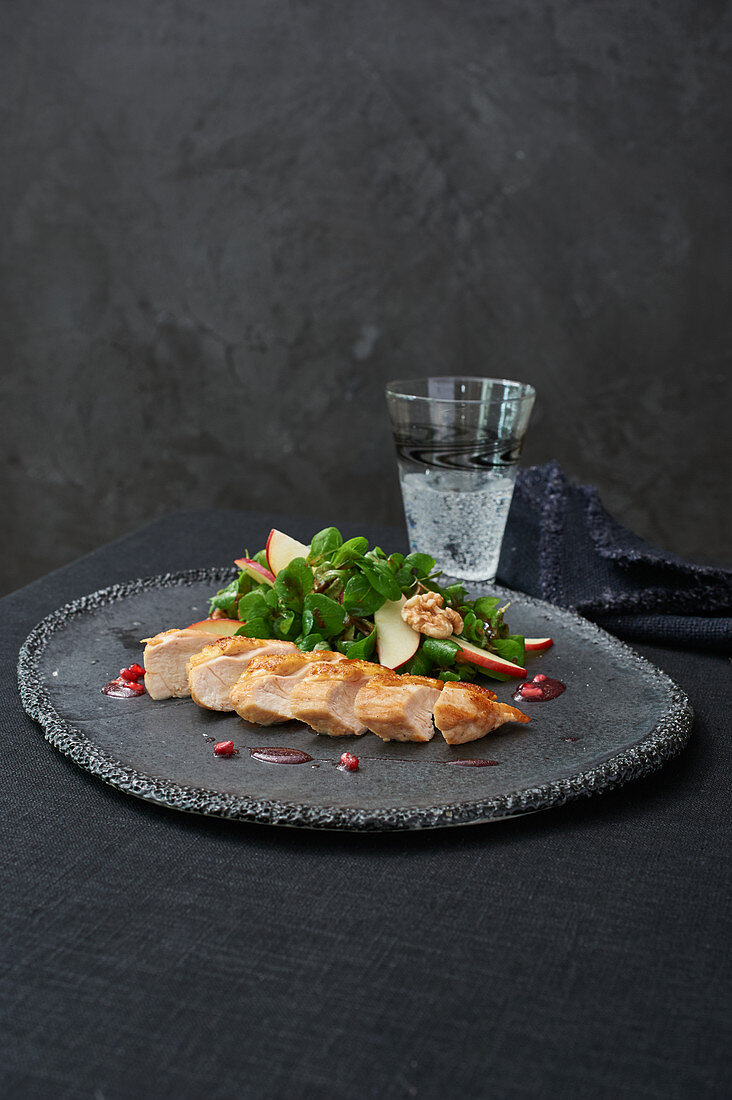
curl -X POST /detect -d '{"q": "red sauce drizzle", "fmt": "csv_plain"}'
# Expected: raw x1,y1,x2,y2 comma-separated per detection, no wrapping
447,759,499,767
101,679,143,698
250,747,313,765
513,672,566,703
101,664,145,698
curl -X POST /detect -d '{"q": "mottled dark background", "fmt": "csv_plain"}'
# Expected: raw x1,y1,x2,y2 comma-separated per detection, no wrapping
2,0,730,596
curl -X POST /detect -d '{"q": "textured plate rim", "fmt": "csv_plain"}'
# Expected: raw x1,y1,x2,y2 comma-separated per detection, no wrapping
17,567,694,832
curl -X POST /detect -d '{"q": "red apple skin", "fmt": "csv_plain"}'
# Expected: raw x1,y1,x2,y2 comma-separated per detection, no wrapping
186,619,240,636
265,529,310,576
454,639,527,678
234,557,276,586
265,529,275,566
524,637,553,652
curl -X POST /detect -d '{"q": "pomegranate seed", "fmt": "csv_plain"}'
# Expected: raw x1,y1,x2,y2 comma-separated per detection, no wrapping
533,673,547,683
119,664,145,681
214,740,235,757
108,677,144,695
520,685,544,699
339,752,359,771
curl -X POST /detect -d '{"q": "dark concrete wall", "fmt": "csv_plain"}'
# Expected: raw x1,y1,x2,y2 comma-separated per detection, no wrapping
2,0,730,595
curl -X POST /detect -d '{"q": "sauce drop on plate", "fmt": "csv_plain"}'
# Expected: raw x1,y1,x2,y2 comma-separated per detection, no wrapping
250,747,313,765
101,679,144,698
447,759,499,767
513,673,566,703
101,664,145,698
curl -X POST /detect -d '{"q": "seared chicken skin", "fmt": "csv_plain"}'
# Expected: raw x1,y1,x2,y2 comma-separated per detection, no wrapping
142,627,238,700
433,681,529,744
288,659,396,737
147,625,530,747
230,650,346,725
187,636,299,711
354,675,444,742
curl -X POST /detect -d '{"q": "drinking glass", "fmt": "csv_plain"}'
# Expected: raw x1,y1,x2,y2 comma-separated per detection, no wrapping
385,377,536,583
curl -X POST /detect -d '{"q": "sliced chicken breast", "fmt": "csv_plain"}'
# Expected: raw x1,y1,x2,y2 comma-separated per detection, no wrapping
230,650,346,725
354,675,444,742
187,636,300,711
142,627,238,700
433,681,529,744
288,660,396,737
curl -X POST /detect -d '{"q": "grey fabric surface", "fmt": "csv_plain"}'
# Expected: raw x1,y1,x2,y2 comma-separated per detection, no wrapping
1,509,730,1099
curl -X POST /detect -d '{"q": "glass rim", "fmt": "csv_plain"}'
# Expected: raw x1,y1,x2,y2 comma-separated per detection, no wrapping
385,376,536,405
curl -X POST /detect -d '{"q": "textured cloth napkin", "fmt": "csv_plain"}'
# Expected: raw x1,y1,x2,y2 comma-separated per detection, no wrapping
498,462,732,651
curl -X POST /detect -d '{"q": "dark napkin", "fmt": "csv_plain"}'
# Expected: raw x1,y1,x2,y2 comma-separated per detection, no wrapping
498,462,732,651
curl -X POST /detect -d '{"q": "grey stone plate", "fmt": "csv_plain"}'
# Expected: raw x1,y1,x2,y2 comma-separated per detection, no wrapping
18,568,693,831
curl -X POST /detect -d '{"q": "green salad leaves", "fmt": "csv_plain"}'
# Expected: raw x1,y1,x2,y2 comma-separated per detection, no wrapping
208,527,524,682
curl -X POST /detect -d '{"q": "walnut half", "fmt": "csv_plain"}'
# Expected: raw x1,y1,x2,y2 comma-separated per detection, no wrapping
401,592,464,639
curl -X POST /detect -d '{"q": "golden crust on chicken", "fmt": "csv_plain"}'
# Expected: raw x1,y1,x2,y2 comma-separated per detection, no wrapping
433,681,529,745
229,650,346,726
186,636,299,711
288,659,396,737
354,674,444,743
142,627,234,700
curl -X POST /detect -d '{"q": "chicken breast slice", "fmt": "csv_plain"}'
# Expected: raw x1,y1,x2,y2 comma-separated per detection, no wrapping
186,636,300,711
354,675,444,742
142,627,239,700
432,681,529,744
230,651,346,725
288,660,397,737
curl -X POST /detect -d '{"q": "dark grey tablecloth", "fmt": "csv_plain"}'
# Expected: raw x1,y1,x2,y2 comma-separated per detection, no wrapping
1,508,730,1099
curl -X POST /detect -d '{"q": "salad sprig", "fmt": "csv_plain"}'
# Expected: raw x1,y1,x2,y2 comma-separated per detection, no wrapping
208,526,527,681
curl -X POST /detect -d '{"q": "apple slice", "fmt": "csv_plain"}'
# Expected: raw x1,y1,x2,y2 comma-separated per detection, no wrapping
234,557,275,587
186,619,241,637
266,529,310,576
374,596,420,669
524,636,553,653
454,638,526,678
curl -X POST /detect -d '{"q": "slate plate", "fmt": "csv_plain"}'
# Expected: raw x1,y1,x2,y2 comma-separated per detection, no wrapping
18,568,693,831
